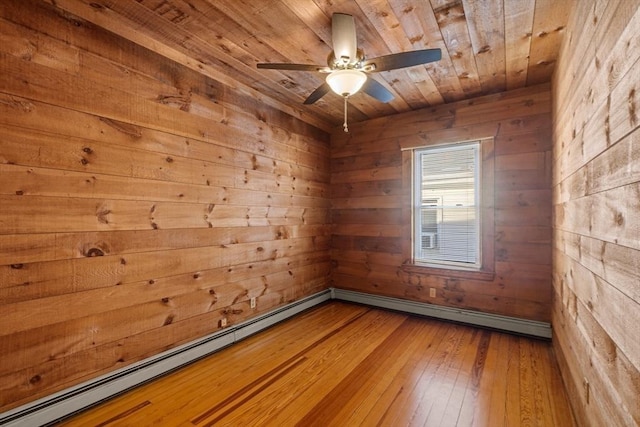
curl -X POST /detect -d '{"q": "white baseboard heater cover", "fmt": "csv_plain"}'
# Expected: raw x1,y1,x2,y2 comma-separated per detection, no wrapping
0,288,550,426
331,289,552,339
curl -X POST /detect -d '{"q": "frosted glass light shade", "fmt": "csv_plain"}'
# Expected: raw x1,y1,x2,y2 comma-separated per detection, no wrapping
326,69,367,97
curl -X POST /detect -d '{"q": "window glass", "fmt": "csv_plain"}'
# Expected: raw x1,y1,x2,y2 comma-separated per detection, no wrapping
413,142,480,268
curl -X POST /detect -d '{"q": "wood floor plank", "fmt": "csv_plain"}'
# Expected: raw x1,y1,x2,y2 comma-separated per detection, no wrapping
504,335,523,426
445,329,492,427
295,316,434,426
435,329,491,426
58,301,575,426
375,323,468,425
357,319,449,425
480,331,510,427
194,309,407,426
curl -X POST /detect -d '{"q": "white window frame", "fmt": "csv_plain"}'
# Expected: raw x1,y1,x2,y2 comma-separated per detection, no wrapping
412,142,481,270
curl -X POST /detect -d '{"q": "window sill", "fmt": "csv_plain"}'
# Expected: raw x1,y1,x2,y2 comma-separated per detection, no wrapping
401,263,495,282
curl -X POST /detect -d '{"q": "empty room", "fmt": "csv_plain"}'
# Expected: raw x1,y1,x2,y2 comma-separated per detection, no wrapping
0,0,638,426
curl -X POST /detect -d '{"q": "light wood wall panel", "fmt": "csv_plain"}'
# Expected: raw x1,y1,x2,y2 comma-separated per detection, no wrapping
551,1,640,426
0,0,331,412
330,84,553,322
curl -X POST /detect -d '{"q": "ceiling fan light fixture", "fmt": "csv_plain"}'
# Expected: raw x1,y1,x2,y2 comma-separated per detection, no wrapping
326,69,367,97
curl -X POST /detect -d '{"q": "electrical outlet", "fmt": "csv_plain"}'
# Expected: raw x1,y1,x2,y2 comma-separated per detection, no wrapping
429,287,436,298
250,297,256,309
219,317,227,328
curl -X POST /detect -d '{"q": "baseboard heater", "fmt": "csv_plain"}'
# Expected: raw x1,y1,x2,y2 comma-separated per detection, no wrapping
0,288,551,426
331,289,552,339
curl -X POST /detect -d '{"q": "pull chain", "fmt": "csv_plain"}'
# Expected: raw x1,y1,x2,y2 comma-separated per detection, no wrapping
343,96,349,133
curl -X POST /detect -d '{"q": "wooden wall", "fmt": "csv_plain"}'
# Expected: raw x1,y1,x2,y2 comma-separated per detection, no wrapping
0,0,331,412
330,84,553,322
551,1,640,426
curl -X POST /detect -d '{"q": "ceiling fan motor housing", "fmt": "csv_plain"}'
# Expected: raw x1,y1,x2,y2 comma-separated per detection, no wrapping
327,49,365,70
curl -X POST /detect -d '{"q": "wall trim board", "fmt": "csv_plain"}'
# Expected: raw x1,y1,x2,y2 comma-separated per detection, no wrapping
1,288,551,426
0,290,332,427
332,288,552,339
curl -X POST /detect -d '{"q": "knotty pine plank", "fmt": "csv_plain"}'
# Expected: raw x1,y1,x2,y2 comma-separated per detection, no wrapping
330,149,402,172
391,0,467,103
0,196,329,235
1,237,329,305
495,189,552,209
330,195,404,210
332,261,400,284
551,290,637,427
503,0,534,90
460,0,506,93
586,128,639,198
0,224,329,266
3,259,329,341
330,166,401,185
330,249,403,267
355,0,444,105
0,64,328,173
552,0,599,110
495,205,551,227
555,251,640,372
331,223,403,238
0,164,328,211
432,1,483,98
495,225,551,245
331,235,402,254
555,229,640,302
331,208,402,225
555,183,640,250
0,122,329,195
495,170,551,191
330,180,404,200
526,0,570,86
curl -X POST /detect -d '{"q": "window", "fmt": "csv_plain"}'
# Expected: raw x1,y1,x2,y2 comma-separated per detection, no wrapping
413,142,480,269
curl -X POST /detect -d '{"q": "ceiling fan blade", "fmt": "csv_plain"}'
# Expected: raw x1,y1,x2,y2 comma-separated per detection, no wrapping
363,48,442,72
362,78,394,103
303,83,331,104
332,13,358,64
257,63,329,72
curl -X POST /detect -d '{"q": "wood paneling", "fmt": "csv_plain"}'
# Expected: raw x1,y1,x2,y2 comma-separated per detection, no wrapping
330,84,553,321
0,0,330,412
32,0,572,129
551,1,640,426
59,302,576,426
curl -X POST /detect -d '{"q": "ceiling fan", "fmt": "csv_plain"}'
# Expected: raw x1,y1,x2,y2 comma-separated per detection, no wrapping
257,13,442,131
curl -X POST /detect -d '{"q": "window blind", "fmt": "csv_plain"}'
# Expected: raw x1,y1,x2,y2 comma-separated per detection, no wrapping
414,143,480,266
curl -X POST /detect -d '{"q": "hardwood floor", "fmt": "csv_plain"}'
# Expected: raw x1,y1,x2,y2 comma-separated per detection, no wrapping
58,302,575,426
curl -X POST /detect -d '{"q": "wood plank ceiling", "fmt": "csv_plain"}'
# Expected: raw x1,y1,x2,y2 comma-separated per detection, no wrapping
50,0,572,130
